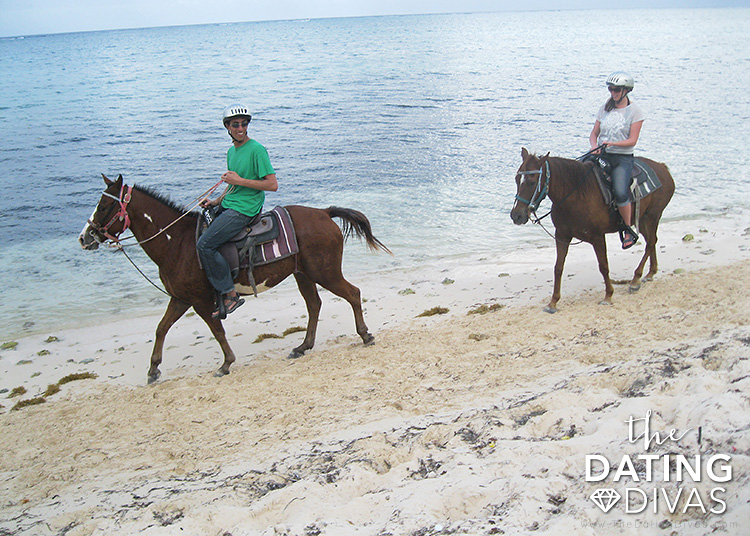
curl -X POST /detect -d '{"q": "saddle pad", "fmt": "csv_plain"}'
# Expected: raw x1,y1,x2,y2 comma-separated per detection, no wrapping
593,158,662,206
633,159,662,198
252,206,298,266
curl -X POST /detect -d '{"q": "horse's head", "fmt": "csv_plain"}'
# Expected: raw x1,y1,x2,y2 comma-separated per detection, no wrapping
510,147,550,225
78,174,132,250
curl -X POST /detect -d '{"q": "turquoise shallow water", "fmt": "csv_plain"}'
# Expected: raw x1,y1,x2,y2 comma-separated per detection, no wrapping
0,8,748,338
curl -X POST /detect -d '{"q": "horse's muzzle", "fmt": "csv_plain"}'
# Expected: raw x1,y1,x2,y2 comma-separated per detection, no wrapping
510,206,529,225
79,230,100,250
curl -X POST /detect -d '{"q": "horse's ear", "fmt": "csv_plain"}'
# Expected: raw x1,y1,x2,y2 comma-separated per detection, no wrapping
521,147,529,160
543,152,550,159
102,173,113,186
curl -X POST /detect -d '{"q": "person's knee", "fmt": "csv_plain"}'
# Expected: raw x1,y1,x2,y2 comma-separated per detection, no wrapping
196,234,216,255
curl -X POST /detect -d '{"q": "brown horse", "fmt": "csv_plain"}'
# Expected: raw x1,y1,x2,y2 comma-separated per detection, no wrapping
510,148,675,313
79,174,391,383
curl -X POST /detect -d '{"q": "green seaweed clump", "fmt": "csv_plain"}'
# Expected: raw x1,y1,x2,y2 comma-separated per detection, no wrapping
468,303,505,315
8,386,27,398
417,306,449,317
58,372,98,385
12,397,46,411
44,384,61,397
282,326,306,336
253,333,283,343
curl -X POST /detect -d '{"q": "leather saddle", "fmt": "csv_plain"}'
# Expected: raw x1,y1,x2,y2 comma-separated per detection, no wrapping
583,156,662,207
196,208,281,292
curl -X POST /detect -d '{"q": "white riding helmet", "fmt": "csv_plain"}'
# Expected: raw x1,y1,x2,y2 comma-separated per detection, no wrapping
606,71,634,90
222,103,252,126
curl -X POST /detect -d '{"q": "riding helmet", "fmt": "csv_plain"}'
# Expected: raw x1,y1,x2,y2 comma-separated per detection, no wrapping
222,104,252,126
606,71,635,90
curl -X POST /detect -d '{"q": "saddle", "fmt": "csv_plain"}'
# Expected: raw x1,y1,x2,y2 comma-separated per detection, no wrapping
583,156,663,236
196,206,298,296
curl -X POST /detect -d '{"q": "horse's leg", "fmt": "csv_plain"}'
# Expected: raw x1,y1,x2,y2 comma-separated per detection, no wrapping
642,216,662,282
289,272,322,359
316,273,374,347
546,234,571,314
630,214,661,291
148,298,190,383
193,306,237,377
591,235,614,305
629,220,652,292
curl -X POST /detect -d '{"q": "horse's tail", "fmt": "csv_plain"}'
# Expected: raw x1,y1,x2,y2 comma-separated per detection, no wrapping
326,207,392,254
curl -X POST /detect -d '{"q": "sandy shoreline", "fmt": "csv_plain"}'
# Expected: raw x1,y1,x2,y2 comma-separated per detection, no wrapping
1,212,749,535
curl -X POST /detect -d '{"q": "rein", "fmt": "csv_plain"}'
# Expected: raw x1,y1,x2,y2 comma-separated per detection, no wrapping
99,179,224,249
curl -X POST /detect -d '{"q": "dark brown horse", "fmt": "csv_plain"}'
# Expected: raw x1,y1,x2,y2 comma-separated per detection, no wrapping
510,148,675,313
79,174,391,383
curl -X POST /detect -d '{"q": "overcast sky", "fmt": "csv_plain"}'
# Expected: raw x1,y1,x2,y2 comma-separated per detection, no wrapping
0,0,746,38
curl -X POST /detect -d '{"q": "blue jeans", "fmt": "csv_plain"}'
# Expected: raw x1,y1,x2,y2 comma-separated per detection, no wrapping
607,153,635,207
197,207,255,295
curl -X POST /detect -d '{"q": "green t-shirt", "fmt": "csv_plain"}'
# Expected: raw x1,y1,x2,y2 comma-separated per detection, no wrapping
221,139,275,217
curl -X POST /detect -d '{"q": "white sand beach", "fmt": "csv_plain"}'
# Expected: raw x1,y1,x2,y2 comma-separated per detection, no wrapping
1,212,749,536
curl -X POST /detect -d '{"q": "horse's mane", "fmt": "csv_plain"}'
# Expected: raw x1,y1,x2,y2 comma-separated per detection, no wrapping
133,184,199,219
548,155,597,189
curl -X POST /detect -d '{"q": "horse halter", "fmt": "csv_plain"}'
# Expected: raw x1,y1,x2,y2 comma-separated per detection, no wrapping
87,183,133,244
515,160,550,212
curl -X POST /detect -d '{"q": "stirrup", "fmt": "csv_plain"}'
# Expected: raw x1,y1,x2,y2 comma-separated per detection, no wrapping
620,227,638,250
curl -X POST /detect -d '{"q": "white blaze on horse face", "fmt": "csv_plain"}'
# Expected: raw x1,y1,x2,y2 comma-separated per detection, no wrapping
519,175,535,188
79,207,99,245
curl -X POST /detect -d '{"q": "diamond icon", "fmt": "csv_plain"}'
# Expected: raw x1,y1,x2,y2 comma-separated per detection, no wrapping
590,488,621,513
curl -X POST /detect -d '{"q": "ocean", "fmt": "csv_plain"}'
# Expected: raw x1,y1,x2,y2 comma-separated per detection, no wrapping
0,8,748,339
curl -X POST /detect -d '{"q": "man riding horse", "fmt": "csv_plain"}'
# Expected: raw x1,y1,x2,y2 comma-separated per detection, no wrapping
197,104,279,319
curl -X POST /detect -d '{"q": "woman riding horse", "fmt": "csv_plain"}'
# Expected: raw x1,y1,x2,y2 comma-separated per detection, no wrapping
588,71,644,249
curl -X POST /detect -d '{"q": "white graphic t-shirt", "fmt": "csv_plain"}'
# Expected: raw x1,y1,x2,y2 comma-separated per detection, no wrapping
596,101,645,155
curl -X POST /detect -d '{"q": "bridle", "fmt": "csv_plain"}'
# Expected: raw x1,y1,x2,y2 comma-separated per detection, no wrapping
87,178,225,248
515,159,550,212
512,155,593,245
87,182,133,244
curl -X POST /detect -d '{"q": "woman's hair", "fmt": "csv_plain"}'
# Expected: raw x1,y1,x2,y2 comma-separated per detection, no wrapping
605,92,631,112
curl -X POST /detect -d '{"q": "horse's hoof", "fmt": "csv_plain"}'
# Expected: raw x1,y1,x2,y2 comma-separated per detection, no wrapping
213,368,229,378
363,333,375,346
544,306,557,314
598,300,613,306
147,370,161,384
288,349,305,359
629,283,642,294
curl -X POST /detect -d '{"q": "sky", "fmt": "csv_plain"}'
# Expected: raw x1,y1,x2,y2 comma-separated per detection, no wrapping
0,0,746,38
